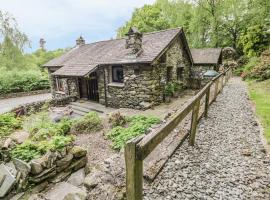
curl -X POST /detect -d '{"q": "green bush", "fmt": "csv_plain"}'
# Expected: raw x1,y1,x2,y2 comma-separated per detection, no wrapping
107,115,160,150
0,70,50,95
72,112,103,133
11,135,74,162
0,113,22,138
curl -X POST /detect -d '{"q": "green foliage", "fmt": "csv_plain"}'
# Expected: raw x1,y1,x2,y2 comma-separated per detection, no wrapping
164,82,174,96
72,112,103,133
117,4,170,37
239,49,270,81
11,111,74,162
109,112,127,127
107,115,160,150
117,0,270,56
0,113,22,138
23,111,73,141
0,70,49,94
238,25,270,57
11,135,74,162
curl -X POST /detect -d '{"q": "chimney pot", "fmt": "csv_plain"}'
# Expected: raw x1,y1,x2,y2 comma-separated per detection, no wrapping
76,36,85,46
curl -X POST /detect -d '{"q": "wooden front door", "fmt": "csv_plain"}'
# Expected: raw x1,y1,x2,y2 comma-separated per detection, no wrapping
88,72,99,101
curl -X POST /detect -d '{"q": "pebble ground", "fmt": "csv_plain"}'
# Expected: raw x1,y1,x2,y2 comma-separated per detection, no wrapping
144,77,270,200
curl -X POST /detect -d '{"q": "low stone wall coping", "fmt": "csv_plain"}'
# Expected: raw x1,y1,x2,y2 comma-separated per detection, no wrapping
0,90,50,99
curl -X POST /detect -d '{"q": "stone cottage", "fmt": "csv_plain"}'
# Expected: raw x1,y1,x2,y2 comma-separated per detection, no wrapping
44,27,195,109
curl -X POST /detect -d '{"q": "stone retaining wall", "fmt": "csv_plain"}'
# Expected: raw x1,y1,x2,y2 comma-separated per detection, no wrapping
11,96,77,116
0,89,50,100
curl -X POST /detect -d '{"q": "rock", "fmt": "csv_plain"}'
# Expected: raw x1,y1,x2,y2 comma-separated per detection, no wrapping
139,101,152,110
46,182,87,200
30,167,56,183
241,149,252,156
56,154,73,167
30,160,43,175
10,131,30,144
12,158,31,177
69,146,87,158
9,192,24,200
66,157,87,172
67,168,85,186
83,170,102,190
49,171,71,183
0,164,17,198
2,138,13,149
28,193,47,200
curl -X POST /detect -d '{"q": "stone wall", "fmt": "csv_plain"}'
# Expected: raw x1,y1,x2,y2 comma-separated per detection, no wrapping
0,89,50,100
97,36,191,110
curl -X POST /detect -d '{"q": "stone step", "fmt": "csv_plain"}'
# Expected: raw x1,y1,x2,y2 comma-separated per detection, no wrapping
72,109,87,116
70,102,104,113
71,104,92,114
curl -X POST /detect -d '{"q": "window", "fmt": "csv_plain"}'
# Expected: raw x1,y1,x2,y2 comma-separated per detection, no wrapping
55,77,64,92
166,67,173,83
177,67,184,81
112,66,124,83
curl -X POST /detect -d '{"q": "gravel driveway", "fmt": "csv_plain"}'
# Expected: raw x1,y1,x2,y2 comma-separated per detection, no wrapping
144,77,270,200
0,93,51,114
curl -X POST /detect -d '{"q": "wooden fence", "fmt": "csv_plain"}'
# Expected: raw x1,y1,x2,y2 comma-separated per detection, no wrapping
124,67,233,200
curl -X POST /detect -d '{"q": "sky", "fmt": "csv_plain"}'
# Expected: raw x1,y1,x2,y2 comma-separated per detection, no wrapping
0,0,155,52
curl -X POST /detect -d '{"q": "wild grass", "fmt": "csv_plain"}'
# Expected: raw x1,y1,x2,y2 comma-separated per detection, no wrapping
248,79,270,143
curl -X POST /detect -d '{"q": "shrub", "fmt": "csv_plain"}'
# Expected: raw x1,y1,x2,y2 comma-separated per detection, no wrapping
0,113,22,138
11,135,74,162
0,70,50,95
109,112,127,127
72,112,103,133
107,115,160,150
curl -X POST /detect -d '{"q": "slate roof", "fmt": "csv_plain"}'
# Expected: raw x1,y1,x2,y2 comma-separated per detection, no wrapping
191,48,222,65
44,28,192,77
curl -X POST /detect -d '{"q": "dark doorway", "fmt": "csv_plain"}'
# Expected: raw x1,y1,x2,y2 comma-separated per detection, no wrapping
78,78,88,99
88,72,99,101
78,72,99,102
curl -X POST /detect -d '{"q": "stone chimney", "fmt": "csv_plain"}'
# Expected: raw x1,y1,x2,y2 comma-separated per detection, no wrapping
39,38,46,50
125,27,143,54
76,35,85,46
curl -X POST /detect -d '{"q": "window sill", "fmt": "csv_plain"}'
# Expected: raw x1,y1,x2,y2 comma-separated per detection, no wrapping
108,82,124,88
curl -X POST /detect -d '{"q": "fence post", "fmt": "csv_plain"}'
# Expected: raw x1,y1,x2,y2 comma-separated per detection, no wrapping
204,86,210,118
214,78,219,100
189,100,200,146
125,139,143,200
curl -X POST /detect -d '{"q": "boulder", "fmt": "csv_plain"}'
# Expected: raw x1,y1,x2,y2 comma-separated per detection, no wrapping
83,170,103,190
56,154,73,167
10,131,30,144
46,182,87,200
0,164,17,198
67,168,85,187
30,160,43,175
12,158,31,177
69,146,87,158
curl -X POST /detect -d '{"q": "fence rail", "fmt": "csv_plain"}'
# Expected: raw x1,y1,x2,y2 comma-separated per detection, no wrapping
125,67,233,200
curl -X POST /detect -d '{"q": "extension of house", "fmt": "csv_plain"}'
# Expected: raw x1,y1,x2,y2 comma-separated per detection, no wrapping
43,27,222,110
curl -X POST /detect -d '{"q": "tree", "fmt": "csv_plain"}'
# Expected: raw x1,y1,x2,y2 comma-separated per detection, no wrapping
117,4,170,37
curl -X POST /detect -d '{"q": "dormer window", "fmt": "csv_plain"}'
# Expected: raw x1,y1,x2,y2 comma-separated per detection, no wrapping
112,65,124,83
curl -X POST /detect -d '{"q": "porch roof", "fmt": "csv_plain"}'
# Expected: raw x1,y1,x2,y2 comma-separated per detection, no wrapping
52,64,97,77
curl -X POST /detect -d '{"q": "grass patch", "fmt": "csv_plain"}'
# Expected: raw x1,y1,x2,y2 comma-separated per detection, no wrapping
248,79,270,143
107,115,160,150
71,112,103,133
0,113,22,138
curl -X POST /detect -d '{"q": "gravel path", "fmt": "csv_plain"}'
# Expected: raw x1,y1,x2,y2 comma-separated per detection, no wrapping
144,77,270,200
0,93,51,114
